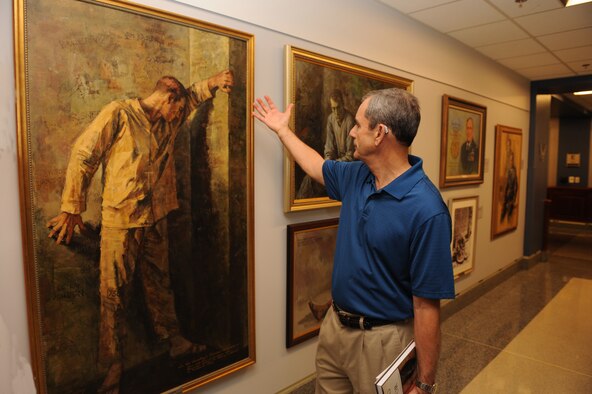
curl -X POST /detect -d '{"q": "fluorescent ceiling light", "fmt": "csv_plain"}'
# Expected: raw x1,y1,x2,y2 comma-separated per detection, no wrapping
560,0,592,6
573,90,592,95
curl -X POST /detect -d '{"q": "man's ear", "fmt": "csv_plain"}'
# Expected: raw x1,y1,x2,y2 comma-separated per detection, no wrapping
375,124,389,146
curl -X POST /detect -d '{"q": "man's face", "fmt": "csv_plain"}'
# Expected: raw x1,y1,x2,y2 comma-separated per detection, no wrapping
161,96,186,122
330,98,344,122
349,98,374,160
466,118,474,142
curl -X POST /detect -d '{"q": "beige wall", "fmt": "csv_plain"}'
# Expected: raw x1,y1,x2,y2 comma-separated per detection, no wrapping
0,0,530,393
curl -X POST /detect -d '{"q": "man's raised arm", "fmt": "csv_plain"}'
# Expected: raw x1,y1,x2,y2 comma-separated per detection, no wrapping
253,96,325,185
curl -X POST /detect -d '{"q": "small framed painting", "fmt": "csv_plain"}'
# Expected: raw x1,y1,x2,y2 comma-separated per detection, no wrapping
449,196,478,278
491,125,522,239
287,218,338,347
440,95,487,188
566,153,580,168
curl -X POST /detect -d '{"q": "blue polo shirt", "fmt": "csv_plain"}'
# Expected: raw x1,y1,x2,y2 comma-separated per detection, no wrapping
323,155,455,321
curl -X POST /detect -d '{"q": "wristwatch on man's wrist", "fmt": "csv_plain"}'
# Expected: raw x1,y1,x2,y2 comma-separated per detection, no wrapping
415,380,438,393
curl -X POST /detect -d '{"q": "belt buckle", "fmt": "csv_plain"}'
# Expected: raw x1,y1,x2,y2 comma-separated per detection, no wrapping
334,303,371,330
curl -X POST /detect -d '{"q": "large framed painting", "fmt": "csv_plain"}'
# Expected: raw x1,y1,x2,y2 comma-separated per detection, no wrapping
13,0,254,393
287,218,338,347
439,95,487,188
491,125,522,239
284,46,414,212
449,196,478,279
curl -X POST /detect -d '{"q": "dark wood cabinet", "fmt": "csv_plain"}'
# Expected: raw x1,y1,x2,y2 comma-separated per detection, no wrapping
547,187,592,223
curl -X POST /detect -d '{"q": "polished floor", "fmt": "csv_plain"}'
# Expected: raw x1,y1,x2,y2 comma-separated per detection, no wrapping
438,222,592,393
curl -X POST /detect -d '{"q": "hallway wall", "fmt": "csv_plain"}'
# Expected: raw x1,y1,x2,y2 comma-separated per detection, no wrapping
0,0,530,392
556,117,591,187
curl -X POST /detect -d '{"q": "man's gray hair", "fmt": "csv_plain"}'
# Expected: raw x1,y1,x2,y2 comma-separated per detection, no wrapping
362,88,420,147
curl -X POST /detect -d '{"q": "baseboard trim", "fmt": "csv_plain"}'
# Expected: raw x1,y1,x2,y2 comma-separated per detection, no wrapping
276,372,316,394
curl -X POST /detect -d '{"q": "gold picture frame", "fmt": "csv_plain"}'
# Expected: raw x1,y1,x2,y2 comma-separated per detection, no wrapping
13,0,254,392
491,125,522,239
440,95,487,188
284,46,414,212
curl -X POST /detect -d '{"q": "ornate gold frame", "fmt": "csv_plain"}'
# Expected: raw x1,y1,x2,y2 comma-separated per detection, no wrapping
439,95,487,188
491,125,522,239
284,46,414,212
13,1,255,392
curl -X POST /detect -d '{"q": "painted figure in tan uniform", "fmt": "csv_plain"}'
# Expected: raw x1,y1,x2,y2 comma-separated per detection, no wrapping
47,70,234,393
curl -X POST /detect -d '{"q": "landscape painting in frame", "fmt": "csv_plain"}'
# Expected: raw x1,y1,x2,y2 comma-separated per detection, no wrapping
284,46,413,212
491,125,522,239
449,196,478,278
440,95,487,188
13,0,254,392
287,218,338,347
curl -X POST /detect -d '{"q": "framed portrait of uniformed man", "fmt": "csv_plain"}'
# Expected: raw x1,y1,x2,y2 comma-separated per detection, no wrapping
13,0,254,392
439,95,487,188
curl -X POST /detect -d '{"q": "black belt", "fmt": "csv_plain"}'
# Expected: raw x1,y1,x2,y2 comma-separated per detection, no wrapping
332,302,397,330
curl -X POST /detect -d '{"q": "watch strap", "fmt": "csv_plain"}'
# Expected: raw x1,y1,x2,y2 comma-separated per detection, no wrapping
415,380,438,393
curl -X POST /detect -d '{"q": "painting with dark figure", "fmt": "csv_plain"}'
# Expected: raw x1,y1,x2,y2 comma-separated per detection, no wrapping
296,89,356,200
284,46,413,212
491,125,522,239
13,1,254,393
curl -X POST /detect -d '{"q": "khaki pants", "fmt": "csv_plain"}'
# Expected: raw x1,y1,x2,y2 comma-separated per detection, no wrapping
98,220,180,367
315,307,414,394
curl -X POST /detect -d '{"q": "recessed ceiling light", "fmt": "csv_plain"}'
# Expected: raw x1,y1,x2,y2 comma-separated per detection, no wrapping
573,91,592,95
560,0,592,6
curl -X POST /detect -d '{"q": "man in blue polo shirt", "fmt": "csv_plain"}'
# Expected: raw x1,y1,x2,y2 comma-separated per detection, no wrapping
253,88,454,394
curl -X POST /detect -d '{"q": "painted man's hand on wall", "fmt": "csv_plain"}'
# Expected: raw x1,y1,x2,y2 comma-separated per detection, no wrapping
47,212,85,245
208,69,234,93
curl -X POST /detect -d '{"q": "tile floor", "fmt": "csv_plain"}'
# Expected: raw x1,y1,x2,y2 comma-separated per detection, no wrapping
438,222,592,393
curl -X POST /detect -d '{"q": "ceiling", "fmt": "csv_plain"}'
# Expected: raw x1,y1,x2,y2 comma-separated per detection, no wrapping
377,0,592,113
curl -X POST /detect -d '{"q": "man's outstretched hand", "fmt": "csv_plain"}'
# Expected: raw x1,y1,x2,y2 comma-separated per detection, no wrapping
252,96,294,136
